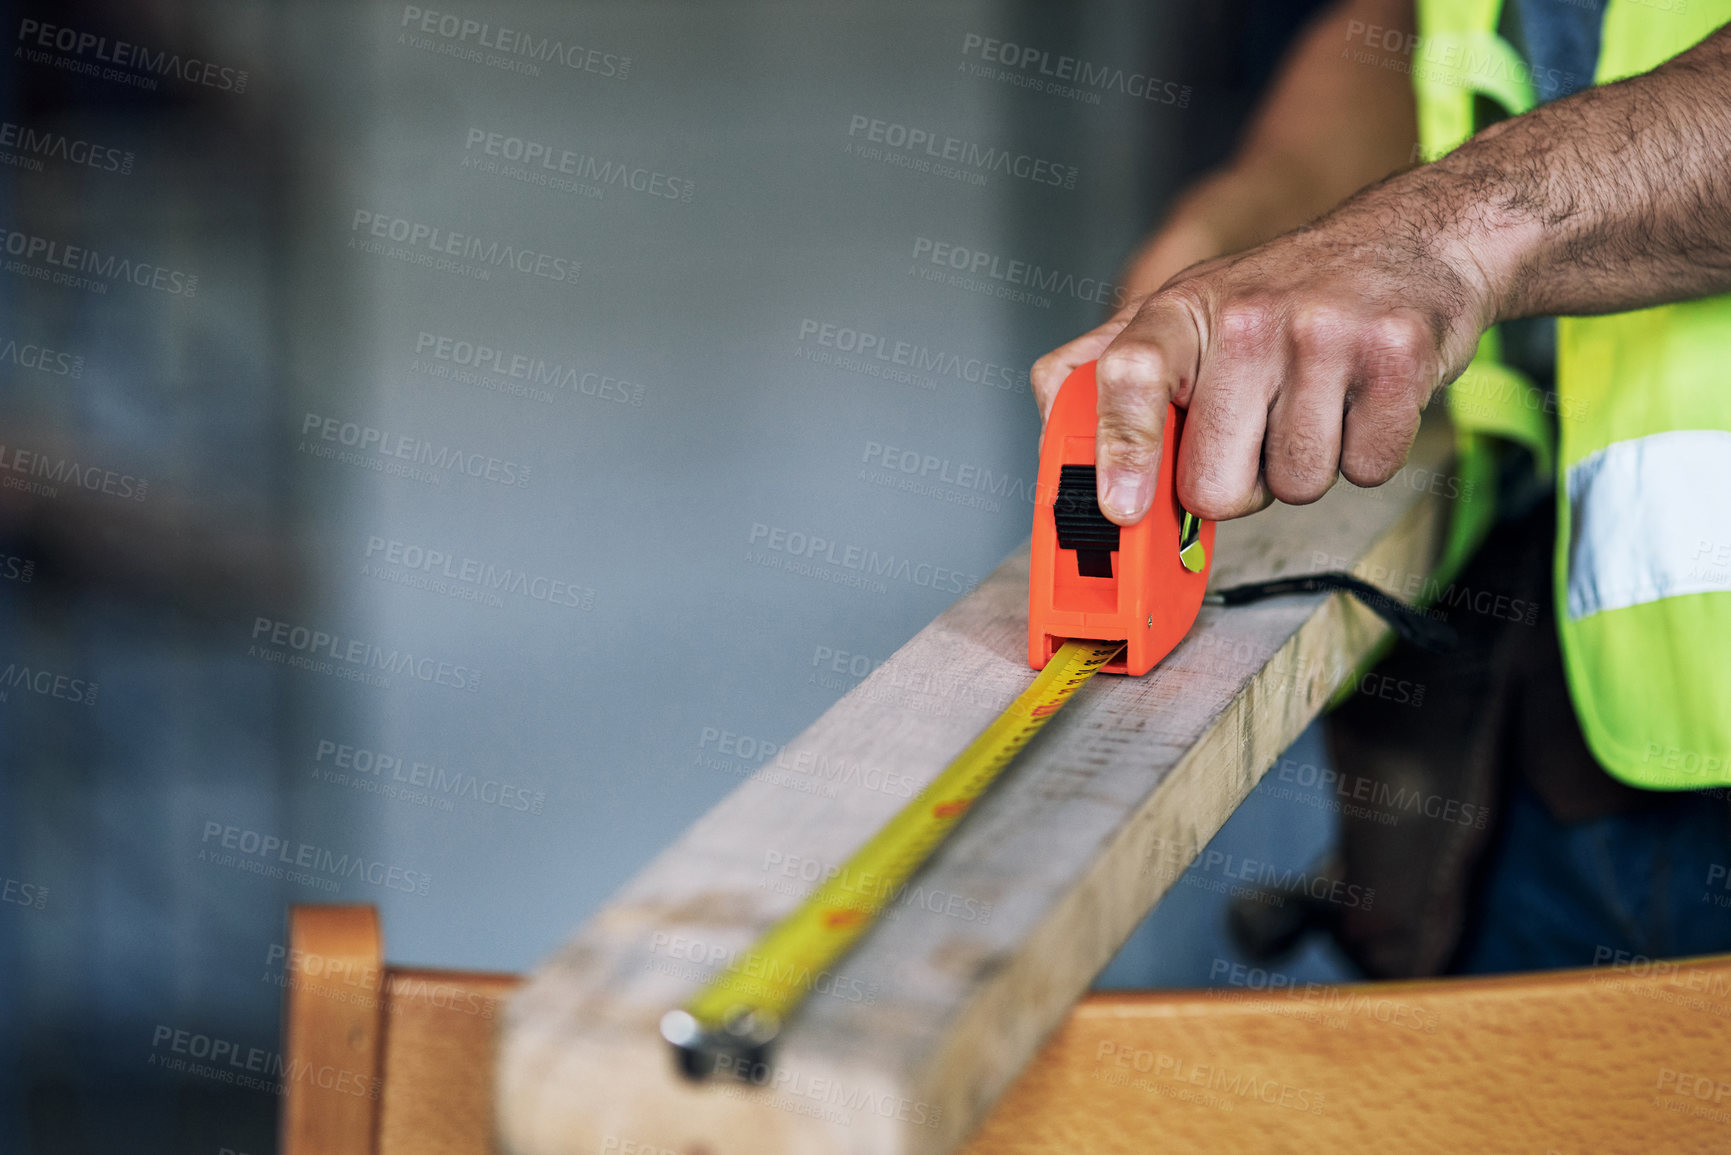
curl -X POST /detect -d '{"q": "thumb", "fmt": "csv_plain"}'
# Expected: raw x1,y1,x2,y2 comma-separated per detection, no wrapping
1093,298,1201,525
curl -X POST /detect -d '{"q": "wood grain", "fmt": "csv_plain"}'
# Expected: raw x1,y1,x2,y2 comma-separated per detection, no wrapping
281,905,1731,1153
497,420,1458,1155
967,957,1731,1154
377,968,519,1155
280,904,385,1155
282,904,517,1155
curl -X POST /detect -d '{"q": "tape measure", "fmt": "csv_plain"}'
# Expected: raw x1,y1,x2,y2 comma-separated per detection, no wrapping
660,637,1124,1079
659,359,1458,1080
663,360,1211,1079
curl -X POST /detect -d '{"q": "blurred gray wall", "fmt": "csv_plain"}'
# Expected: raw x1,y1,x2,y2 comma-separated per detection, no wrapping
0,1,1335,1150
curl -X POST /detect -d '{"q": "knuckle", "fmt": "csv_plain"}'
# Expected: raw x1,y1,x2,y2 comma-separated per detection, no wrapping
1031,349,1067,384
1359,314,1432,388
1030,361,1060,399
1095,343,1170,394
1381,310,1431,350
1178,473,1250,521
1265,467,1335,505
1097,431,1160,472
1265,427,1338,505
1339,457,1401,488
1339,427,1413,488
1217,298,1282,354
1352,370,1420,413
1288,305,1347,360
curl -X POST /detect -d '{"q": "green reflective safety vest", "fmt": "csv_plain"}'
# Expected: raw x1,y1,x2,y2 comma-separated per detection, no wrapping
1411,0,1731,788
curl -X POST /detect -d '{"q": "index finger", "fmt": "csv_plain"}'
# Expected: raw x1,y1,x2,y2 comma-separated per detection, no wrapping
1031,311,1135,425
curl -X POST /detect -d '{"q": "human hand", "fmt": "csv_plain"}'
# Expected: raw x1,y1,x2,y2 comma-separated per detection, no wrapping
1032,194,1497,525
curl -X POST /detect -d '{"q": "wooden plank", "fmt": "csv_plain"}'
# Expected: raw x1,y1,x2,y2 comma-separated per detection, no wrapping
497,418,1458,1155
280,904,386,1155
967,955,1731,1154
376,968,519,1155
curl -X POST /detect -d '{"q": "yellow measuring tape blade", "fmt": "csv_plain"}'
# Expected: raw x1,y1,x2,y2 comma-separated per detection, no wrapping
663,638,1124,1075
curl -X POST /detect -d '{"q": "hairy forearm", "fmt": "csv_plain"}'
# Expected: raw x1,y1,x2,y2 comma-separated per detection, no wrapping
1365,26,1731,326
1039,18,1731,528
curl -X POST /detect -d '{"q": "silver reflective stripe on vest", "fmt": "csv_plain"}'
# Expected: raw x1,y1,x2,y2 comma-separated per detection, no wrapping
1567,430,1731,620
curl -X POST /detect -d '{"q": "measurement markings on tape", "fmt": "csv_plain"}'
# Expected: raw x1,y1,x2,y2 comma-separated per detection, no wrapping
656,358,1440,1082
660,637,1124,1078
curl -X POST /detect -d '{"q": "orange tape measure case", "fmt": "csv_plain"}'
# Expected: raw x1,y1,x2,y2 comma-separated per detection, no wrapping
1028,360,1215,676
